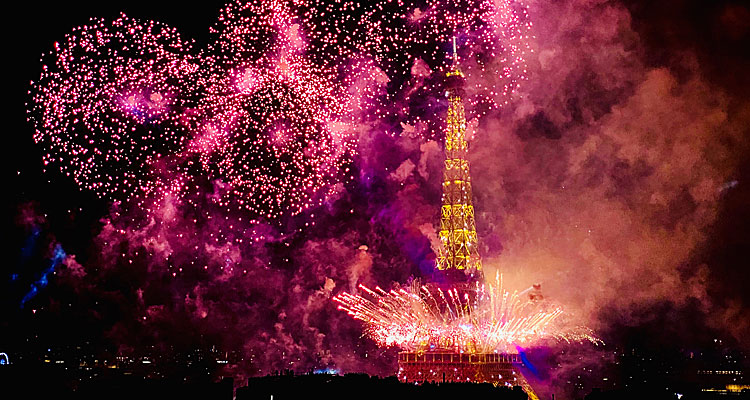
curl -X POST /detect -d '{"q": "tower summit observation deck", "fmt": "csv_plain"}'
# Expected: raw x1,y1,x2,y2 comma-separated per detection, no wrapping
437,37,482,278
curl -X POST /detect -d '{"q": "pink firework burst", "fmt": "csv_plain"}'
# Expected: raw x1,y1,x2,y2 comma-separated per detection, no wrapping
28,14,199,200
193,0,361,219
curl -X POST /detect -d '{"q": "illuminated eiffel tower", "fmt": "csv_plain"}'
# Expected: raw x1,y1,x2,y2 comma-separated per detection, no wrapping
398,39,539,400
437,38,482,278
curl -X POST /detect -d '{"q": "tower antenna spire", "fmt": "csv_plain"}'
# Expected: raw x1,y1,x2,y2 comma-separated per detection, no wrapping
452,36,458,66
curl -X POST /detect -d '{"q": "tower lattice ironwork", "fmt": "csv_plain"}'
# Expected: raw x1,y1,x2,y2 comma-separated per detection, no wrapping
437,40,482,275
403,40,538,400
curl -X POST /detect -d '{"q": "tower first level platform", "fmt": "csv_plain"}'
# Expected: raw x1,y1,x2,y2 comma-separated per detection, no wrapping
397,351,519,384
397,351,536,399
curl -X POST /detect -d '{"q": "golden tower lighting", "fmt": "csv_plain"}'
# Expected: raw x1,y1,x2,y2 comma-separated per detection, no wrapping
437,37,482,275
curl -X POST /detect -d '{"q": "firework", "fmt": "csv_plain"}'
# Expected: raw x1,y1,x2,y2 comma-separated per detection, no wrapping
28,0,532,220
309,0,534,123
334,272,600,353
28,14,199,200
193,0,360,219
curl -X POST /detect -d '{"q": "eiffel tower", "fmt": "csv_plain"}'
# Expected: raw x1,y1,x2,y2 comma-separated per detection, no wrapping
407,39,538,400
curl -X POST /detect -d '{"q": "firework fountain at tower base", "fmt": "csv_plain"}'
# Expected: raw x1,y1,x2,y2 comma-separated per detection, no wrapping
334,273,598,398
334,274,597,352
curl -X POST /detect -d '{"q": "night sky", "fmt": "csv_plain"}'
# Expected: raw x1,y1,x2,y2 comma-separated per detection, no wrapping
5,0,750,397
